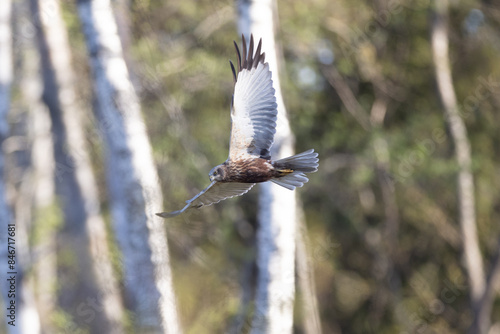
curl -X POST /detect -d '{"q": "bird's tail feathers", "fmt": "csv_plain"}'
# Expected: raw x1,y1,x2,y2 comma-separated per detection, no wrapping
274,149,319,173
272,149,319,190
271,172,309,190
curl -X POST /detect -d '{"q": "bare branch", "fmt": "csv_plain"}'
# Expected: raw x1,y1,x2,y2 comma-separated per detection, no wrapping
472,242,500,334
321,66,371,131
431,0,487,332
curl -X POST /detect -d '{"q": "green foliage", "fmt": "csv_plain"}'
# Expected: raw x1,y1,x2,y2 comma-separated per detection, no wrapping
27,0,500,332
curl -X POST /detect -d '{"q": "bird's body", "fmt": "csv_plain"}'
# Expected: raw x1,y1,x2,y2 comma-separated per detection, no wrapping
211,157,305,184
215,158,275,183
157,35,319,218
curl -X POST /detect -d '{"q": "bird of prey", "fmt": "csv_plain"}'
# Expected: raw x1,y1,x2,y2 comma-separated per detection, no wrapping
157,35,319,218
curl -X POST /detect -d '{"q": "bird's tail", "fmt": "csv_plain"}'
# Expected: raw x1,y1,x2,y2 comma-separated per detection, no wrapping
271,149,319,190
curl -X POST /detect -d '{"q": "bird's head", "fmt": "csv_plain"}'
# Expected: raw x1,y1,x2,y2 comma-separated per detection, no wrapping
209,164,227,182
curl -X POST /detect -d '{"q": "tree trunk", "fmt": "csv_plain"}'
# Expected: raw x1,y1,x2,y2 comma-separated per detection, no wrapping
1,1,44,332
30,99,57,334
11,0,59,330
431,1,486,333
237,0,297,332
76,0,181,332
296,207,323,334
0,0,12,229
0,0,16,332
30,0,127,331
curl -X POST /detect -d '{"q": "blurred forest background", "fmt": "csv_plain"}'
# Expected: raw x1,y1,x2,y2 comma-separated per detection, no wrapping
1,0,500,333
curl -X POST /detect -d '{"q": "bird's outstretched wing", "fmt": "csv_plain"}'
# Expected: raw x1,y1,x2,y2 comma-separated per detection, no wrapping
156,182,255,218
228,35,278,161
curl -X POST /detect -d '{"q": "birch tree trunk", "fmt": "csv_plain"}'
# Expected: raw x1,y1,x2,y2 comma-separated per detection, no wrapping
12,0,58,329
30,0,125,331
77,0,181,332
0,0,15,332
30,95,56,334
1,0,42,331
431,1,486,333
237,1,297,332
296,208,323,334
6,1,59,331
0,0,12,225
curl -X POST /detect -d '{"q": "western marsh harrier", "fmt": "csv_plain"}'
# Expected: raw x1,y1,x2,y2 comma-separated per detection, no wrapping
157,35,319,218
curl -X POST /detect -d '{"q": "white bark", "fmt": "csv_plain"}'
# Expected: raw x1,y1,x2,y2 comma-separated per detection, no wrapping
32,0,125,331
14,1,57,330
0,0,12,206
431,0,486,333
77,0,181,332
0,0,12,132
2,1,43,333
296,209,323,334
30,100,56,334
238,1,296,333
0,0,15,332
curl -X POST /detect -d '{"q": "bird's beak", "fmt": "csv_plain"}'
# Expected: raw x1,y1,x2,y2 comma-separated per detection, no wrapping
209,175,214,182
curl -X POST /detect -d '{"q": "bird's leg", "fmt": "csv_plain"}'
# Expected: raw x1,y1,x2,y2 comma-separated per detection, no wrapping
275,168,294,176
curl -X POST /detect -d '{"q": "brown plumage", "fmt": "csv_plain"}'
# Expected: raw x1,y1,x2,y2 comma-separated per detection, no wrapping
221,159,274,183
156,35,319,218
216,158,299,184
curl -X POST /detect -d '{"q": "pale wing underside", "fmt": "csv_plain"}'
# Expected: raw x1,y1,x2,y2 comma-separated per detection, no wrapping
156,181,255,218
229,37,278,161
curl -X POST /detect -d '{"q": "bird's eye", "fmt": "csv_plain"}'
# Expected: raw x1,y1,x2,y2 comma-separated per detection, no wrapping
213,171,218,175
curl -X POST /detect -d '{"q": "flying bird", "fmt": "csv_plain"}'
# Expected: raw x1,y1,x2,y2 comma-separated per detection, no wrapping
157,35,319,218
